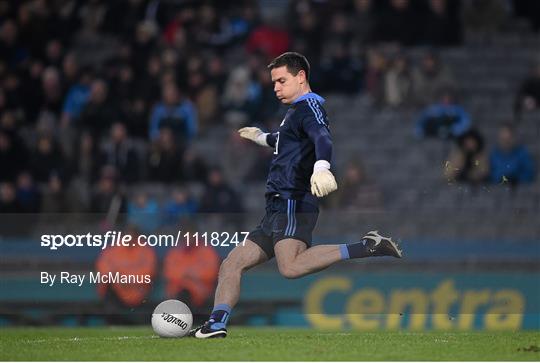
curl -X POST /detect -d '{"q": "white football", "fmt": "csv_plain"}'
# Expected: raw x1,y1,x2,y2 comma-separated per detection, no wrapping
151,299,193,338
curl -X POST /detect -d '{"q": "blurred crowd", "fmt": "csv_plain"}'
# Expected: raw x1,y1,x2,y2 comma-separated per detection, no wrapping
0,0,539,218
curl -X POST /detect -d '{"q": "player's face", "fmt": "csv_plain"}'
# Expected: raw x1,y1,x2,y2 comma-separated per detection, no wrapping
271,66,304,104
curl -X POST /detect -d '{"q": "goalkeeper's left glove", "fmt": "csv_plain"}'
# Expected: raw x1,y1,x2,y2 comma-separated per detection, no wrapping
310,160,338,197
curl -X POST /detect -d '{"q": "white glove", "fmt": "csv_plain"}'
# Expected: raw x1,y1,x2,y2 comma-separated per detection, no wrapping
310,160,338,197
238,127,270,147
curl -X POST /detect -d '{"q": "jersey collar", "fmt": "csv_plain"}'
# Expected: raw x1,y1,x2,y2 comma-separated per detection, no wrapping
292,92,325,104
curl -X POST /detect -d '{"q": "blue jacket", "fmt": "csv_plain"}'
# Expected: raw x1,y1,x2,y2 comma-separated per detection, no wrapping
489,145,535,184
62,84,90,119
149,101,197,142
415,103,471,138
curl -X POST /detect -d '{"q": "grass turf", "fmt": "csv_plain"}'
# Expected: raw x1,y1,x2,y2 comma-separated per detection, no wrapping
0,327,539,361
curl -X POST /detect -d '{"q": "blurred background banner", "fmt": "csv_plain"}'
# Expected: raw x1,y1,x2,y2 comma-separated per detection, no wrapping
0,0,539,331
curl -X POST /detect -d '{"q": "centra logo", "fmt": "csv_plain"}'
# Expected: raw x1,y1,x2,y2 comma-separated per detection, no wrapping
304,277,524,331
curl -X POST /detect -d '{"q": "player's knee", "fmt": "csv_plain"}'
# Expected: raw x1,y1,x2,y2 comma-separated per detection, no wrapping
219,257,238,276
219,255,246,276
278,264,302,279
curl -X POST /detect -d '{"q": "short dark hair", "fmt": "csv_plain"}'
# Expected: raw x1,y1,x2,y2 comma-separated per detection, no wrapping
267,52,310,80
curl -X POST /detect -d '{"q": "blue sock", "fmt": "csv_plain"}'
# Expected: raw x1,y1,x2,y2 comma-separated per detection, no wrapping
339,244,350,259
208,304,231,329
340,239,372,259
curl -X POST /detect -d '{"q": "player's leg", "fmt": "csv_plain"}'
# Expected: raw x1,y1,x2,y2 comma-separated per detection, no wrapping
214,239,268,307
272,198,401,279
191,239,269,338
274,238,340,278
274,230,402,279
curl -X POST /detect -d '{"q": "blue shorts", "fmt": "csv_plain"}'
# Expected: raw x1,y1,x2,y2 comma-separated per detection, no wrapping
247,194,319,259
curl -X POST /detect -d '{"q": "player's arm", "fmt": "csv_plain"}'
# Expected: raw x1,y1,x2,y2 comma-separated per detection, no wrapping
238,127,275,147
303,117,337,197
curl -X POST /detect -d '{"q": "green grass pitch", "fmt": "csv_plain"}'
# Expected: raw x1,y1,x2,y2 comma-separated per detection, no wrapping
1,327,539,361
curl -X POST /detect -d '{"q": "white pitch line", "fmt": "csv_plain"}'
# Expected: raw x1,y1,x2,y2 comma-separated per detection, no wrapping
22,335,159,344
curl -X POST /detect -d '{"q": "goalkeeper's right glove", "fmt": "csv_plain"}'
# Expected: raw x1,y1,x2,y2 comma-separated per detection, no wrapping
238,127,269,147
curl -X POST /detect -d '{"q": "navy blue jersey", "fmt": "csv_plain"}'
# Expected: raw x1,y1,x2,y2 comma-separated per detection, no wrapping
265,92,332,206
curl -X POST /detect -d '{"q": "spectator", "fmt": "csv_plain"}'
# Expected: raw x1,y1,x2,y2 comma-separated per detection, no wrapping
489,124,535,185
29,135,66,183
186,58,219,133
200,168,244,214
133,54,162,123
60,67,92,128
0,129,28,182
514,62,540,119
253,65,281,123
206,54,227,95
162,188,198,226
364,47,388,106
113,63,136,116
20,60,45,123
149,82,197,148
127,191,160,234
288,6,322,62
40,66,64,118
384,52,412,107
71,131,100,185
330,160,383,211
15,172,41,213
44,39,64,68
61,52,81,89
101,122,140,183
2,72,24,114
163,231,220,308
320,41,362,94
373,0,421,46
181,148,209,184
415,90,471,140
0,111,18,132
0,182,29,236
324,12,354,50
222,66,260,127
0,19,28,67
423,0,462,46
245,147,273,182
444,129,489,184
512,1,540,32
79,79,119,142
462,0,509,34
96,226,157,322
193,4,238,50
90,167,124,213
132,21,158,75
68,131,101,211
351,0,376,46
222,128,257,184
0,182,22,213
147,128,183,183
412,51,456,106
246,17,290,58
40,174,70,213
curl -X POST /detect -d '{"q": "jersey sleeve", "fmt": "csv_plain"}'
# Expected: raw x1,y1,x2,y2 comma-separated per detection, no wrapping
301,113,332,163
266,132,278,148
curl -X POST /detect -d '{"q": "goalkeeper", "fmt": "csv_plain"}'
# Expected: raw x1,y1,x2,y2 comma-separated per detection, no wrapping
191,52,402,339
